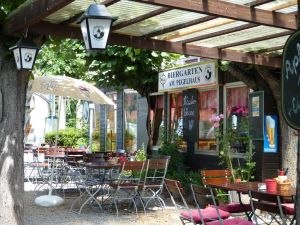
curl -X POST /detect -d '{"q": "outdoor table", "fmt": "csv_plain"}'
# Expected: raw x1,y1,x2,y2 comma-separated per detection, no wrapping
207,181,295,220
70,161,121,214
208,181,295,197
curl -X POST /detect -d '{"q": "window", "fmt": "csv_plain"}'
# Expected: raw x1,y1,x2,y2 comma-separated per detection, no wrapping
170,92,186,151
106,92,117,151
197,89,218,152
224,83,250,153
124,89,138,152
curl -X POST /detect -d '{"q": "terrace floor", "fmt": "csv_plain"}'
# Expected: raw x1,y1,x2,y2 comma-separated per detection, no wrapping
24,182,180,225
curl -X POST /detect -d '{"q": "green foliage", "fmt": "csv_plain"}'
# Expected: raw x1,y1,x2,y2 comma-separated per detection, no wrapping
65,99,77,127
216,117,256,182
168,170,202,191
35,38,88,78
45,127,88,147
219,60,231,72
135,144,147,161
159,141,184,177
88,46,180,96
234,141,256,181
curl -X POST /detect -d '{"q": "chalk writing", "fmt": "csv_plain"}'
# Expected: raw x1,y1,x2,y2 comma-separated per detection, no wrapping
285,43,300,86
282,30,300,129
288,96,300,117
182,89,198,142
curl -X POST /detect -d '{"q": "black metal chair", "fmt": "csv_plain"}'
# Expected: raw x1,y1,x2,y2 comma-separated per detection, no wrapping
249,190,288,225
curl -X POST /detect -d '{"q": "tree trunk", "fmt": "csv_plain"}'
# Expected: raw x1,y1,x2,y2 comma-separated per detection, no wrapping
0,46,29,225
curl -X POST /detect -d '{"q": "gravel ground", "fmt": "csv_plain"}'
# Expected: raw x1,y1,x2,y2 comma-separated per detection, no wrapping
24,182,181,225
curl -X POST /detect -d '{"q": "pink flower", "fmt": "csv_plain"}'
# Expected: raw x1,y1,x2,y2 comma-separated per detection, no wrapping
209,113,224,128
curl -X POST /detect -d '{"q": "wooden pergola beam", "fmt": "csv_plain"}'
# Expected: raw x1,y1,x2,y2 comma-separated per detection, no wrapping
112,7,171,31
144,15,216,37
181,23,258,44
61,0,120,25
252,45,284,54
30,21,282,68
103,0,121,7
134,0,297,30
217,30,293,49
2,0,75,35
247,0,274,7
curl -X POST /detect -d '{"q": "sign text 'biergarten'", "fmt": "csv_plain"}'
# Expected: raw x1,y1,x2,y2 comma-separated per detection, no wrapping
158,61,217,92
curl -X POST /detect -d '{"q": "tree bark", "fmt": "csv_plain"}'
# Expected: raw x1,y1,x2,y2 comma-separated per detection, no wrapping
0,45,29,225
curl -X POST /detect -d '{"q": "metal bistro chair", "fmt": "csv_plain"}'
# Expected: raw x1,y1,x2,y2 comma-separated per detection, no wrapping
140,157,169,209
110,160,146,216
70,164,104,214
249,190,288,225
191,184,255,225
201,169,252,217
164,179,231,225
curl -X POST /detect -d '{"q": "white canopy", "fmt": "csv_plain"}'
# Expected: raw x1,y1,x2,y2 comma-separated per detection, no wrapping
28,75,115,105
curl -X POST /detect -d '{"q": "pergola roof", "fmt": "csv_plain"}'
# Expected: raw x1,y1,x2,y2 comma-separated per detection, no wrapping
2,0,298,68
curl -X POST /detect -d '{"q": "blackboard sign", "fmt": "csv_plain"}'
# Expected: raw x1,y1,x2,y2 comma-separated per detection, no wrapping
182,89,198,142
249,91,264,140
282,31,300,130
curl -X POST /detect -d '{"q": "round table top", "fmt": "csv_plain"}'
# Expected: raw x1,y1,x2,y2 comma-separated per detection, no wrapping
76,161,121,169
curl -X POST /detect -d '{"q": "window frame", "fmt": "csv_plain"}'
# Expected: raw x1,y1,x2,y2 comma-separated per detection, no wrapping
223,81,250,158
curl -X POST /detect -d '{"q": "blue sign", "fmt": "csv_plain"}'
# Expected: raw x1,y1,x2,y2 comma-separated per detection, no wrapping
263,115,278,153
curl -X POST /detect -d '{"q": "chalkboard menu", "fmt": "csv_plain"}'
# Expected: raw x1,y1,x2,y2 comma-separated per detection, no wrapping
182,89,199,142
282,30,300,130
248,91,264,140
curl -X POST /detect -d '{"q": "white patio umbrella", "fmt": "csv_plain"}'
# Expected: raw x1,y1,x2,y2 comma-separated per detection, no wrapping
29,75,114,207
28,74,115,105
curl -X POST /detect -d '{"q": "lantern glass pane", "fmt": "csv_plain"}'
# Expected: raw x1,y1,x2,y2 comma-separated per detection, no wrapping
87,18,112,49
13,48,21,70
20,48,37,69
80,19,90,50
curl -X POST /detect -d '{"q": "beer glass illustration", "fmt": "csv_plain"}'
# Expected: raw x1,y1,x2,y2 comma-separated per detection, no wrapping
266,116,275,148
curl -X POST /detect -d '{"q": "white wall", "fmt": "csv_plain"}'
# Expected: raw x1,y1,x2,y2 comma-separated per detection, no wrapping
25,94,50,145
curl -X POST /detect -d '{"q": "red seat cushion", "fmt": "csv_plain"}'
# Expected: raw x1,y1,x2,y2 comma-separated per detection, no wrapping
218,202,252,213
282,203,295,215
206,218,255,225
180,206,230,223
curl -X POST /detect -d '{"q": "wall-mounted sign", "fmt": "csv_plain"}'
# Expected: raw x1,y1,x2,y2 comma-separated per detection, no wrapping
282,30,300,130
251,96,260,117
182,89,199,142
158,61,217,92
249,91,264,140
263,115,278,153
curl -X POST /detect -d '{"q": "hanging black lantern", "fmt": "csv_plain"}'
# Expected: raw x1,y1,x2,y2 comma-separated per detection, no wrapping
9,37,39,70
78,4,117,50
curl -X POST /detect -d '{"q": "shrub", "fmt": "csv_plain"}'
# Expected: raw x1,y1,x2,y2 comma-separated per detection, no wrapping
159,141,184,177
45,127,88,147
